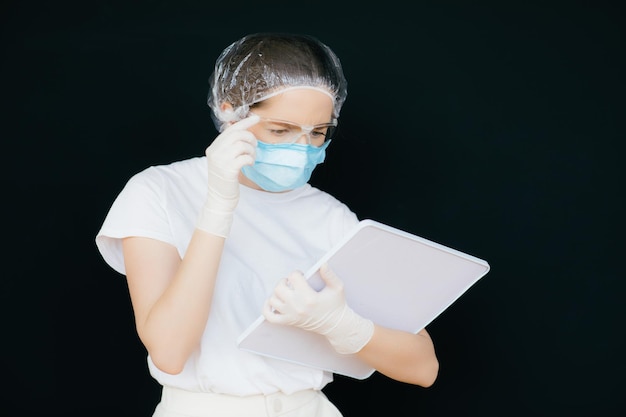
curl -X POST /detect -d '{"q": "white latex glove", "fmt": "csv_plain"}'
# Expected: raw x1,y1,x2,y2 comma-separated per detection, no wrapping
263,263,374,354
196,115,259,237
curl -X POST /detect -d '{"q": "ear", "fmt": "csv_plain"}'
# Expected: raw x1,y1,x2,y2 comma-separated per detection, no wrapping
220,102,234,112
219,102,237,128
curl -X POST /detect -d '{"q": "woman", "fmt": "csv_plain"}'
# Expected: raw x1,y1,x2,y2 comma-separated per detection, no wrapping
96,32,438,417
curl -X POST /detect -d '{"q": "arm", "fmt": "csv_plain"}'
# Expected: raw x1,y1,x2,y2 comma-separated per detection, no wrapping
263,263,439,387
121,116,259,375
122,231,224,375
357,326,438,387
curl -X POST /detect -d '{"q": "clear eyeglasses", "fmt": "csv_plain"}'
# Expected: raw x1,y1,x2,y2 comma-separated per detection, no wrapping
249,112,338,147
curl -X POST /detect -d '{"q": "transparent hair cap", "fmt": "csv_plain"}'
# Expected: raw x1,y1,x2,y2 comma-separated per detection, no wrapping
207,33,348,132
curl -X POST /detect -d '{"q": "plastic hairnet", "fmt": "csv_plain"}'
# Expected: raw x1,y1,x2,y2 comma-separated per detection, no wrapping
207,33,348,132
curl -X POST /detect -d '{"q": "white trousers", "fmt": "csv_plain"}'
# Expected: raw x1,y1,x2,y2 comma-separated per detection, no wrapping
152,386,343,417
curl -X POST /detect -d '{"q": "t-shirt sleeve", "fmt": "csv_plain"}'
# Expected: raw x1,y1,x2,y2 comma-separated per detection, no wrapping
95,168,175,275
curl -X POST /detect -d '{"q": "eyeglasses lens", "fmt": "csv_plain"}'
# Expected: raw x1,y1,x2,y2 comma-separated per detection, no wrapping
257,118,336,145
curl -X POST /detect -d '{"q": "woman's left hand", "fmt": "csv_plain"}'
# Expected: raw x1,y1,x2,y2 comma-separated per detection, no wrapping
262,263,374,354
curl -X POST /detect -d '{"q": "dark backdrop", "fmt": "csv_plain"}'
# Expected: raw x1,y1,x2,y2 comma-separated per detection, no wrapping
2,1,624,416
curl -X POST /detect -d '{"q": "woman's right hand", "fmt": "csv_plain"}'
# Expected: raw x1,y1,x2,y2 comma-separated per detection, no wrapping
197,115,259,237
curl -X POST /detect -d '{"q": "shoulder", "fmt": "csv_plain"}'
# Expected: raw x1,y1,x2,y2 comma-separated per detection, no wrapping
124,156,206,192
130,156,205,183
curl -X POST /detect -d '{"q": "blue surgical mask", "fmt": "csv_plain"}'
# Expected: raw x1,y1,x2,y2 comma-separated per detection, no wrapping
242,141,331,192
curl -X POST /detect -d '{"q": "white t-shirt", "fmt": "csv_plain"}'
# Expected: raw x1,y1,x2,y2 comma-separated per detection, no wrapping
95,156,360,395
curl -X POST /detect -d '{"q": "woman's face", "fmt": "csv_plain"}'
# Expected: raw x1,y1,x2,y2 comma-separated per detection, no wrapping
237,88,335,190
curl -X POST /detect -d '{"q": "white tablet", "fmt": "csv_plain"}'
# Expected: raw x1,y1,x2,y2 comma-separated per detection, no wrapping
237,219,490,379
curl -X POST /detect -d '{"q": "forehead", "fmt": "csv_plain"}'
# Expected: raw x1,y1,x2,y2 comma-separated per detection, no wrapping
254,89,334,124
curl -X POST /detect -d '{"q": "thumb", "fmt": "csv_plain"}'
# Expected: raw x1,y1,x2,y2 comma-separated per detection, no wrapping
319,263,342,289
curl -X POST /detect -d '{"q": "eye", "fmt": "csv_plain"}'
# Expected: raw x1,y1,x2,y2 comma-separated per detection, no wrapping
268,127,291,136
262,121,296,137
310,130,327,139
311,124,335,141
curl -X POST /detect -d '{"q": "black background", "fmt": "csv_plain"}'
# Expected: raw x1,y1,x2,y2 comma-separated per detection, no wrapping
2,1,624,416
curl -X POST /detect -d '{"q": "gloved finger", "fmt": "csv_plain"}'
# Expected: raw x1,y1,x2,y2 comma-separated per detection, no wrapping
285,270,311,292
319,263,343,290
207,132,257,174
223,129,258,147
209,114,258,151
263,298,290,324
211,138,255,160
271,277,293,300
233,153,255,169
230,141,257,169
213,128,258,150
262,299,278,320
224,114,260,132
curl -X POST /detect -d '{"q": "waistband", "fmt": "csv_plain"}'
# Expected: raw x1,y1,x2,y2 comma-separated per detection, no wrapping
159,386,320,416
